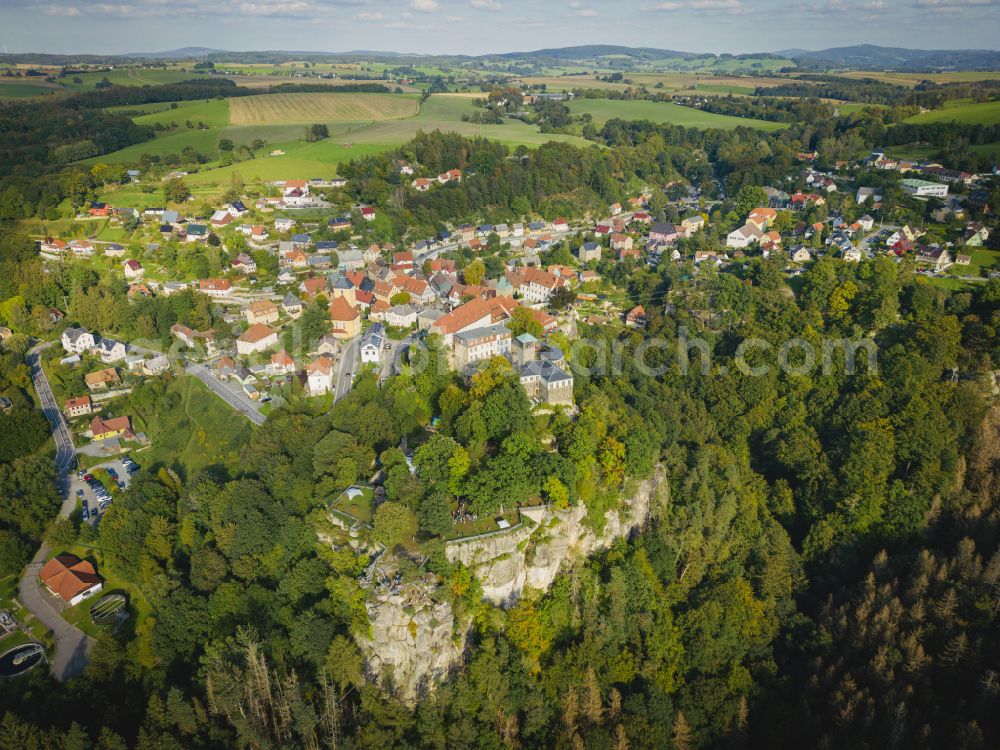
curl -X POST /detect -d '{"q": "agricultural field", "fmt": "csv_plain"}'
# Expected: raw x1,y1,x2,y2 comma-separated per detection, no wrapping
0,78,61,98
518,72,789,95
182,94,594,186
228,92,420,124
566,98,787,130
841,70,1000,86
903,99,1000,125
58,67,207,90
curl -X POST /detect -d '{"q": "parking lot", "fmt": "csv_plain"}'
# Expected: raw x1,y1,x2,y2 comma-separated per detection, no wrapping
69,456,139,526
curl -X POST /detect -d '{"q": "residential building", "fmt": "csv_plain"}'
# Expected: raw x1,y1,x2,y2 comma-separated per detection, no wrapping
245,300,279,326
64,395,92,418
96,338,126,363
282,293,303,318
360,323,386,364
199,278,232,297
61,326,95,354
385,304,419,329
236,324,278,356
122,259,144,280
90,414,133,441
307,355,335,395
85,367,121,391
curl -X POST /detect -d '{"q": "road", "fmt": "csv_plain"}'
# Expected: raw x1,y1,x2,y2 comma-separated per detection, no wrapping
21,342,94,681
334,337,360,402
184,362,267,426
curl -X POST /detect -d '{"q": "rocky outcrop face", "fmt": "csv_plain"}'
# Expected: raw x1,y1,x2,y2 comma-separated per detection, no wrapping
357,582,467,705
445,464,667,605
354,465,667,704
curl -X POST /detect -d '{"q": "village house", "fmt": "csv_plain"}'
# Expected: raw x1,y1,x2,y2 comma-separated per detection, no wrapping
69,239,94,257
360,323,386,364
282,293,303,319
747,207,777,231
85,367,121,391
104,243,127,258
412,177,433,192
431,296,518,345
199,278,232,298
123,259,143,280
275,217,295,233
90,414,134,441
307,355,335,395
64,395,93,418
211,208,236,228
915,246,951,271
96,338,126,364
577,241,602,263
185,224,208,243
62,326,96,354
626,305,647,328
649,222,680,244
236,324,278,356
902,179,948,198
232,253,257,273
386,304,419,329
245,300,280,326
360,206,376,222
269,350,296,376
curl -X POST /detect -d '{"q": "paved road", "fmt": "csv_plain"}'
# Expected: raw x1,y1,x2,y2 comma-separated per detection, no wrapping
185,362,267,426
22,342,94,681
334,337,360,402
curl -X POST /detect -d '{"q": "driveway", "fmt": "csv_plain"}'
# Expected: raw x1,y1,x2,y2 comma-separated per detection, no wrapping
22,342,94,681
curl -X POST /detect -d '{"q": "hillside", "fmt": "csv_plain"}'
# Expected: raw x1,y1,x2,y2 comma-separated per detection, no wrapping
792,44,1000,70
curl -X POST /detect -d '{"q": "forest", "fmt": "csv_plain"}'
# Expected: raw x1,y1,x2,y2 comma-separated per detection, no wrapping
1,220,998,746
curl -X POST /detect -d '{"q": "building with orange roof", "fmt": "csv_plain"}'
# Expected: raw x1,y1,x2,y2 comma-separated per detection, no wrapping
328,296,361,339
39,554,103,606
90,414,133,441
64,395,92,418
236,324,278,355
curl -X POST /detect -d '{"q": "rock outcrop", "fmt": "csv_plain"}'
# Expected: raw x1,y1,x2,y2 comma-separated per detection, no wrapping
445,464,667,605
357,581,468,705
355,465,667,704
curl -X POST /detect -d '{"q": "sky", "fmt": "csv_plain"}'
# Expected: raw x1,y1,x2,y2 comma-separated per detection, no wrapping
1,0,999,56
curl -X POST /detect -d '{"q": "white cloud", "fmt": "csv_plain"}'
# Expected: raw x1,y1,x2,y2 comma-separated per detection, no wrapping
576,7,598,14
357,10,384,20
652,1,684,8
470,0,502,9
651,0,746,10
914,0,995,5
409,0,438,11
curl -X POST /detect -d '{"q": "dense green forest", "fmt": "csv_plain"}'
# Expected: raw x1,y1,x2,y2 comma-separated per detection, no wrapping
1,237,998,747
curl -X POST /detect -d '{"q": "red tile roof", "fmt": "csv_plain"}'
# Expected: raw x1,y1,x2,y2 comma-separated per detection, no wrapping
39,554,101,603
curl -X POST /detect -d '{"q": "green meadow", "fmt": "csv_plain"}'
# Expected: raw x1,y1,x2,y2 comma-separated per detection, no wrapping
566,98,787,130
904,99,1000,126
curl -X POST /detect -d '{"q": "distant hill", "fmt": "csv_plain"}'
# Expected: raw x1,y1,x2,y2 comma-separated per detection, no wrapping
125,47,226,59
791,44,1000,71
491,45,697,62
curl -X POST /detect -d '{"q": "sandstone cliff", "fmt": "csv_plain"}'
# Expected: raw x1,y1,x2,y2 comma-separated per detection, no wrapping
355,464,667,704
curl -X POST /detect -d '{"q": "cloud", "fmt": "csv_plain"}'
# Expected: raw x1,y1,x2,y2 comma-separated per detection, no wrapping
576,7,598,14
650,0,747,10
409,0,438,11
357,10,384,20
470,0,502,9
914,0,996,5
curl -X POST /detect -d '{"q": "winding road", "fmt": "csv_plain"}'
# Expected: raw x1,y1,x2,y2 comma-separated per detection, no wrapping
21,343,94,681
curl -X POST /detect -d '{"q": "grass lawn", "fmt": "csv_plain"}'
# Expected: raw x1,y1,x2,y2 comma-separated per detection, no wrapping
566,98,787,130
448,508,521,540
950,247,999,278
59,543,152,637
128,375,254,478
332,486,375,524
904,100,1000,126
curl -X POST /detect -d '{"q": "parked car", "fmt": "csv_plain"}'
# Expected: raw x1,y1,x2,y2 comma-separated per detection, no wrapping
76,489,84,497
81,503,89,521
